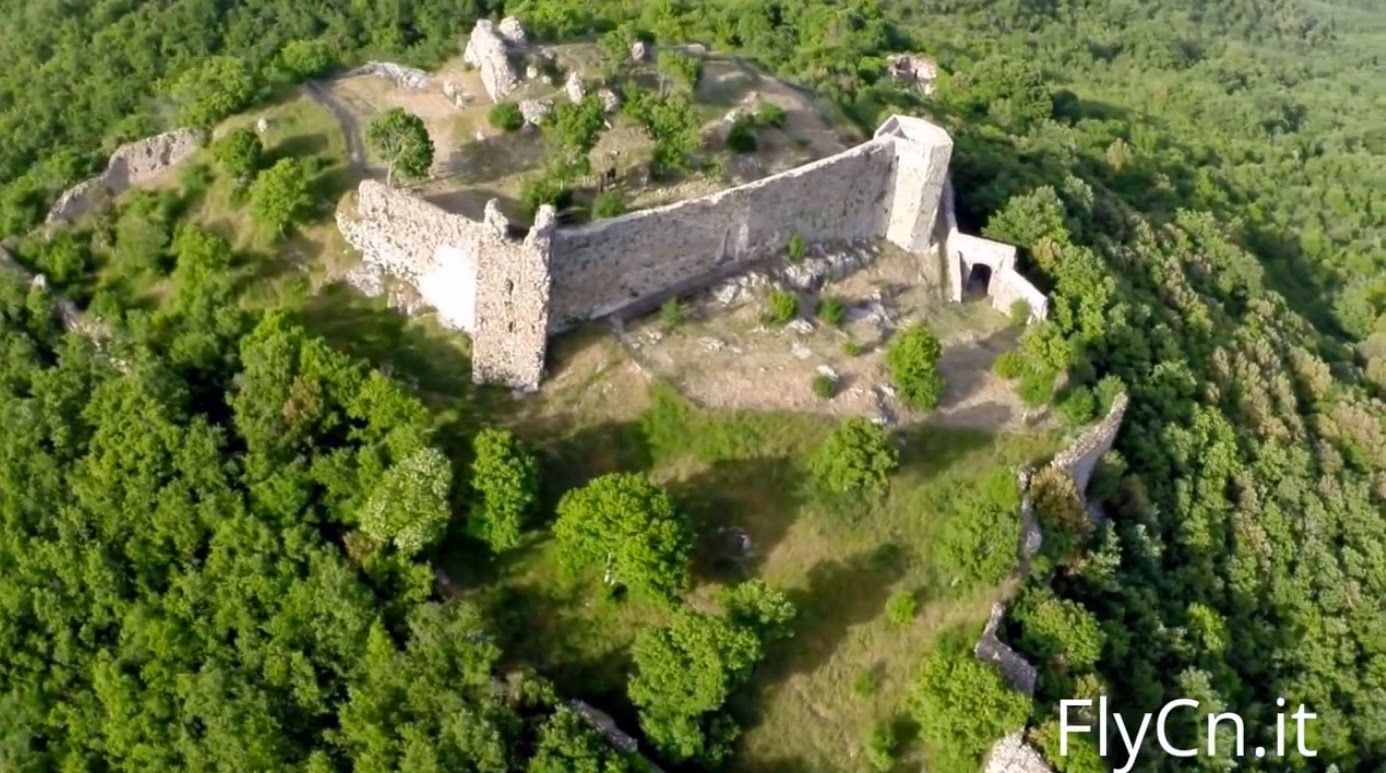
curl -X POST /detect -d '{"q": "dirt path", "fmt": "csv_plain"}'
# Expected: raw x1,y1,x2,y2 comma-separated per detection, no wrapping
303,80,365,174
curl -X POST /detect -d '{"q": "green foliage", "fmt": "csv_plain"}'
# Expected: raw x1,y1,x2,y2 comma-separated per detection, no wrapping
1009,299,1032,326
885,590,918,625
886,324,946,410
817,295,846,326
726,117,758,153
864,721,899,772
812,373,836,400
983,186,1070,254
786,232,808,262
658,51,703,91
1033,719,1106,773
754,102,787,128
624,90,701,175
211,127,263,183
809,417,898,500
842,339,864,357
763,289,798,325
720,579,797,642
660,297,684,328
527,707,638,773
592,189,626,218
1012,586,1105,671
993,350,1025,379
489,101,525,132
170,55,259,127
274,39,336,81
1056,386,1096,426
553,473,694,601
367,108,434,185
249,157,312,234
360,446,454,556
853,668,880,697
910,652,1030,765
521,174,574,214
1017,367,1056,409
544,96,607,172
1029,467,1093,570
628,610,763,765
467,428,540,553
936,469,1022,589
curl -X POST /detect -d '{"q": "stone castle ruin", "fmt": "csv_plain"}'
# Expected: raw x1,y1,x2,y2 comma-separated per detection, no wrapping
338,114,1049,390
463,17,530,101
46,128,201,225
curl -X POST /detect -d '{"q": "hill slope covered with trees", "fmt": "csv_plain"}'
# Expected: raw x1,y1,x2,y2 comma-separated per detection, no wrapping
0,0,1382,770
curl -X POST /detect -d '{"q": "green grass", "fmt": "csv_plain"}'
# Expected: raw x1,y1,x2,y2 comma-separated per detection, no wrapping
438,367,1059,771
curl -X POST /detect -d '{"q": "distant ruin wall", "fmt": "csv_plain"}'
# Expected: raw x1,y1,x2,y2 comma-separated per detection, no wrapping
463,19,525,101
46,129,201,225
1050,392,1129,492
473,204,554,390
937,177,1048,321
547,138,897,326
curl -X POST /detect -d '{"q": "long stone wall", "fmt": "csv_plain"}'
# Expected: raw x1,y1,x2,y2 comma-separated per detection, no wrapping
336,114,1029,390
548,138,897,326
1049,392,1129,492
46,129,201,225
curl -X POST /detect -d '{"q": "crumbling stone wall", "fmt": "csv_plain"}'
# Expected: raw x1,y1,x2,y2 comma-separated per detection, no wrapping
875,116,952,254
472,203,554,390
547,138,898,326
975,602,1038,697
463,18,526,101
1049,391,1129,493
936,177,1049,321
46,128,201,225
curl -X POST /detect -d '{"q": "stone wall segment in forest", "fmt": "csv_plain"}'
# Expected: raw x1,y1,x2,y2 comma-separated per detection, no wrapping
45,128,201,225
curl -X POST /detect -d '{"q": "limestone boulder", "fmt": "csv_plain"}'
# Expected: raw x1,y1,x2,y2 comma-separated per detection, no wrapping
597,88,621,113
564,71,585,103
630,40,648,62
519,99,553,126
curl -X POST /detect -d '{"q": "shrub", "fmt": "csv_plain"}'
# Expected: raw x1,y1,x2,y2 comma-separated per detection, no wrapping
763,289,798,325
993,350,1025,379
1011,585,1105,670
726,118,757,153
1056,385,1097,426
886,590,917,625
755,102,787,128
211,128,263,183
1018,367,1056,408
910,652,1031,762
467,428,540,553
842,339,864,357
786,232,808,262
853,668,880,696
809,417,899,500
818,295,847,326
661,297,684,328
592,189,626,218
812,374,836,400
937,470,1022,588
1009,299,1033,326
489,101,524,132
520,174,573,214
886,324,946,410
720,579,796,642
865,721,899,772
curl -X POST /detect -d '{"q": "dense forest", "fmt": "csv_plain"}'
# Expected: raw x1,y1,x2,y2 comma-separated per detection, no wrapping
0,0,1382,769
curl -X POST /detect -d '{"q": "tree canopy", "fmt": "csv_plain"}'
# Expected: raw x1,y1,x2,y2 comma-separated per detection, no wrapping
366,108,435,185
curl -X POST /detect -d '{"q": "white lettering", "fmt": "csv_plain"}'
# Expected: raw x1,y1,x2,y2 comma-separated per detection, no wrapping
1206,711,1244,757
1059,700,1092,756
1292,705,1317,757
1156,699,1199,758
1112,711,1152,773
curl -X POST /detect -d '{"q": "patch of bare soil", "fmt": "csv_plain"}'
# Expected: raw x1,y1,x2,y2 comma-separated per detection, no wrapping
621,244,1053,433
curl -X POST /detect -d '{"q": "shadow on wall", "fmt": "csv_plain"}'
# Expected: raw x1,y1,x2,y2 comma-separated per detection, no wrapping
423,186,524,222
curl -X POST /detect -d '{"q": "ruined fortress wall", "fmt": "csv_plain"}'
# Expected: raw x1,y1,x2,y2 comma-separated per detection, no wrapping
878,120,953,254
46,128,201,225
1050,392,1129,492
472,204,554,390
547,138,897,326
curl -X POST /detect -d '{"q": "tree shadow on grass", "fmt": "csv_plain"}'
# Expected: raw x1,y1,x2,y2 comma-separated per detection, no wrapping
666,456,807,584
748,544,910,698
892,424,994,483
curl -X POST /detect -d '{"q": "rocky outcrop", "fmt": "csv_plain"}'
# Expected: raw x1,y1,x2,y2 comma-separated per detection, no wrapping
463,18,527,101
984,732,1054,773
46,129,201,225
887,54,938,96
346,61,433,90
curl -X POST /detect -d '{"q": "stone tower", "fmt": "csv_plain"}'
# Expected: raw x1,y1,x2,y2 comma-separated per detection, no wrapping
471,201,555,390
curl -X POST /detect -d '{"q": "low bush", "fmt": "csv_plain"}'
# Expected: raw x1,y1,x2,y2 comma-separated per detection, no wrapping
812,374,836,399
886,590,918,625
818,295,846,326
489,102,524,132
764,289,798,324
592,189,626,218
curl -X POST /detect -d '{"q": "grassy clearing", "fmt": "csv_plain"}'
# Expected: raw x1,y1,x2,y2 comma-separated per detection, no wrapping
434,334,1058,772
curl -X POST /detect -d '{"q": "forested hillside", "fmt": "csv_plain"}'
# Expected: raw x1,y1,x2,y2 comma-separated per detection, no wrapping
0,0,1382,770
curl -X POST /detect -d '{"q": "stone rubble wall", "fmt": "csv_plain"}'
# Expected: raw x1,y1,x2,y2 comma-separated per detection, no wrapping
463,18,525,101
46,129,201,225
547,137,901,326
1049,391,1129,493
346,61,433,90
935,176,1049,322
975,601,1039,698
337,181,556,390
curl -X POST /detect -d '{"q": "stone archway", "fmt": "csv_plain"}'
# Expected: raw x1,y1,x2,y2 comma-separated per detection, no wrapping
965,262,993,299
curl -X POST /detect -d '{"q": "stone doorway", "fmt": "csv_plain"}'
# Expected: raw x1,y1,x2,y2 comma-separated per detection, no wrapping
965,263,993,299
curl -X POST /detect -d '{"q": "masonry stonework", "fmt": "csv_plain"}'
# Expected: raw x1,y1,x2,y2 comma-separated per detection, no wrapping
463,19,526,101
337,114,1052,390
1049,392,1129,492
46,128,201,225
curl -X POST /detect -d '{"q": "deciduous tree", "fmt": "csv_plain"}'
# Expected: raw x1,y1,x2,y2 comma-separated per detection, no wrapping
367,108,435,185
